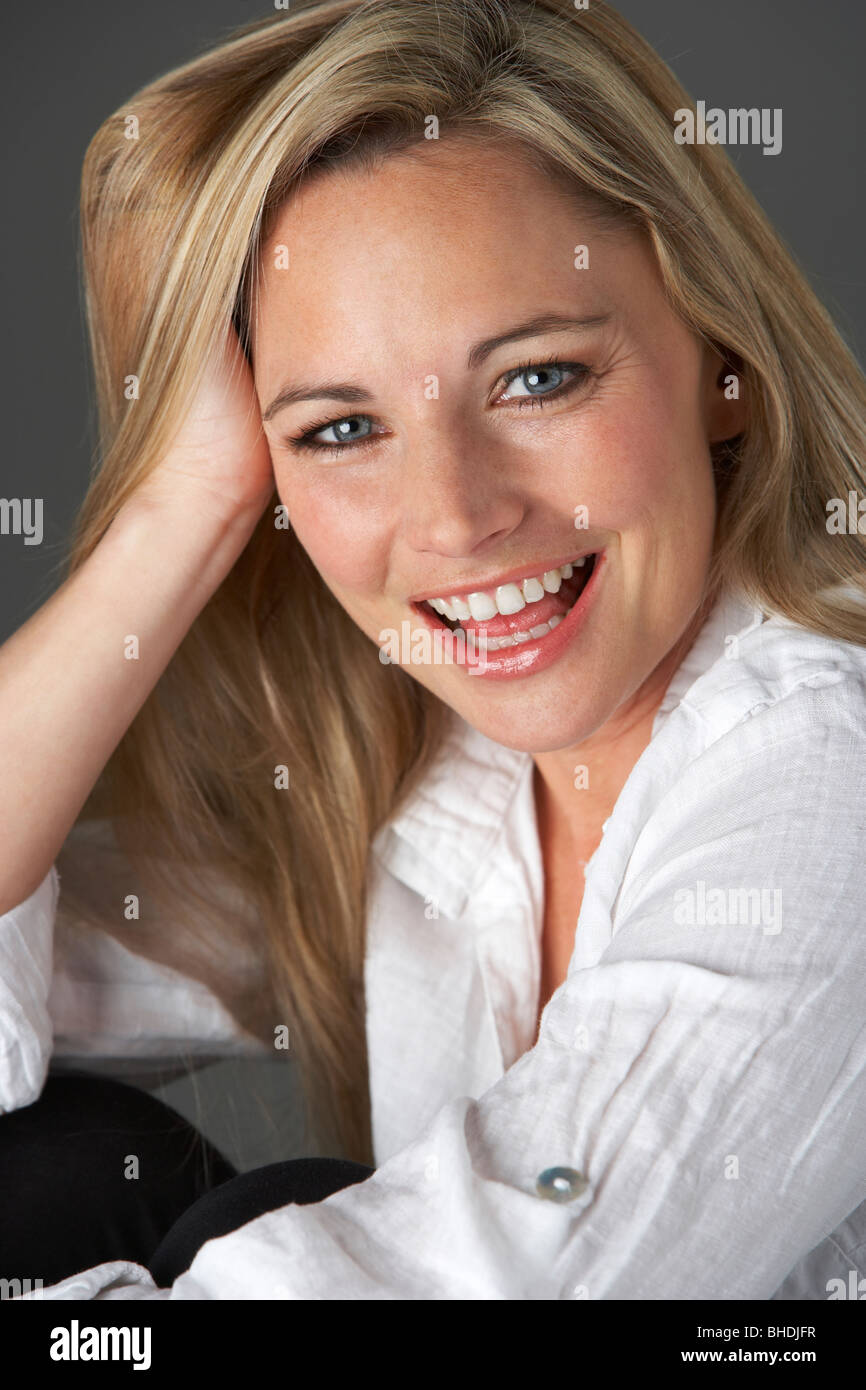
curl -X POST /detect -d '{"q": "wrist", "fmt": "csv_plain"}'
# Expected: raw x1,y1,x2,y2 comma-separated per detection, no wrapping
104,489,267,606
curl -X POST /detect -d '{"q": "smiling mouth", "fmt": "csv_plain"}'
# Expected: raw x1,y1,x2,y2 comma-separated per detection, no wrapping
415,554,597,651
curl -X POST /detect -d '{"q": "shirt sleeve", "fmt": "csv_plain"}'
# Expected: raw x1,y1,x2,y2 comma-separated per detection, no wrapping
0,866,58,1112
47,903,271,1076
43,817,274,1079
30,681,866,1300
0,856,270,1116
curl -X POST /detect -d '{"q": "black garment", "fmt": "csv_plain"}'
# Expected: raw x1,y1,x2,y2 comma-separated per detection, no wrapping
148,1155,375,1285
0,1072,374,1291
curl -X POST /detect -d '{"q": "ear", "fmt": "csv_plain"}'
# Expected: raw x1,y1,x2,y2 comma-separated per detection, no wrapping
701,341,748,445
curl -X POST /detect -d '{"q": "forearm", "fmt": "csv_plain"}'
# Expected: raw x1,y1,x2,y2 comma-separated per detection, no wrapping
0,492,261,914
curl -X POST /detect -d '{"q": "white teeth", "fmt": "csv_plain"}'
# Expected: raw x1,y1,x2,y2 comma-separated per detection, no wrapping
495,583,525,615
466,591,498,621
425,556,592,620
548,614,564,629
477,616,558,651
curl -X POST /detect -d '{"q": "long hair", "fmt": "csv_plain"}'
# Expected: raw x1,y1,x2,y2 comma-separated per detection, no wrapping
63,0,866,1165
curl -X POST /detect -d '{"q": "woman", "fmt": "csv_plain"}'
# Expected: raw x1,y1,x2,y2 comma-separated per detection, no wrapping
2,0,866,1300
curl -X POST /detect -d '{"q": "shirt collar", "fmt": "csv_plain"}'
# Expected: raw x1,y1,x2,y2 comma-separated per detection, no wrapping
651,586,767,738
370,709,531,920
371,585,768,916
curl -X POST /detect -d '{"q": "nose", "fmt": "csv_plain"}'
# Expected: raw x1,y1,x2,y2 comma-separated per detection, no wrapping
399,418,525,560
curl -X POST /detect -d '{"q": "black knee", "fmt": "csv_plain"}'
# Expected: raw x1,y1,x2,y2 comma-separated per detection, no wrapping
148,1155,375,1285
0,1071,237,1289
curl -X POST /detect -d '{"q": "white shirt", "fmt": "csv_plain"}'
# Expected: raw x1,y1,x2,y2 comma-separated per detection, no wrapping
6,585,866,1300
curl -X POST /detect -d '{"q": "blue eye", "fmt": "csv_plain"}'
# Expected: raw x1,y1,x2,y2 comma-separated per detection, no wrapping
308,416,374,447
503,363,569,397
289,357,590,457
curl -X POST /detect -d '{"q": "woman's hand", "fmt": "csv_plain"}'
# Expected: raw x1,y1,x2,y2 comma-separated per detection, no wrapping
132,323,276,530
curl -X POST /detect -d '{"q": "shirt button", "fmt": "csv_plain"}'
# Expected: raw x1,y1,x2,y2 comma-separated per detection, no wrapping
535,1167,589,1203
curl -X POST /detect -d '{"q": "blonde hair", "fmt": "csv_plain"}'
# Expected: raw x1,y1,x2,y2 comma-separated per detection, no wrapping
64,0,866,1164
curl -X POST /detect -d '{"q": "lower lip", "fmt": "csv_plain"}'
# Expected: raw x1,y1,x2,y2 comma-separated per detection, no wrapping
414,551,605,683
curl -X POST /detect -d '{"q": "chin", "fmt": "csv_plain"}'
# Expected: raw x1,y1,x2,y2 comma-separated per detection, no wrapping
446,681,617,755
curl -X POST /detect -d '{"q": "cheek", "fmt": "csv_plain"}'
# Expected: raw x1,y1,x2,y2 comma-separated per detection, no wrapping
273,468,391,595
569,384,714,535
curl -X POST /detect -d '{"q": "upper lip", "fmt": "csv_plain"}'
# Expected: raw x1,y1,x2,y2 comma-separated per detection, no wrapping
409,550,598,604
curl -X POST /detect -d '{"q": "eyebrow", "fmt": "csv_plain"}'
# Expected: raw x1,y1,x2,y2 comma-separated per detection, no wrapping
261,312,613,422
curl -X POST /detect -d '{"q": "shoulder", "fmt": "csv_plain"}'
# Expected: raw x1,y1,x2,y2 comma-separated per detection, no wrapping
663,598,866,764
609,608,866,966
618,601,866,893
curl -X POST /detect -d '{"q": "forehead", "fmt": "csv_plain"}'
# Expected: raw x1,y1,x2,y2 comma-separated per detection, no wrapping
265,131,603,233
251,135,649,360
260,134,624,270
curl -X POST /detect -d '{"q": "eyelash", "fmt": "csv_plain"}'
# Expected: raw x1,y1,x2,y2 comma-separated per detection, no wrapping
286,356,593,457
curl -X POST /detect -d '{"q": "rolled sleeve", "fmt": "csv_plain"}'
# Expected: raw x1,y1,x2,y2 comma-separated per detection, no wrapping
0,865,59,1112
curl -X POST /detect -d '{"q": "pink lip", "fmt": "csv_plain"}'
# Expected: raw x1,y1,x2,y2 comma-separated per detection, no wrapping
415,550,606,682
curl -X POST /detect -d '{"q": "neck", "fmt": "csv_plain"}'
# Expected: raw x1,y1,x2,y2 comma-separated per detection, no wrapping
532,601,710,854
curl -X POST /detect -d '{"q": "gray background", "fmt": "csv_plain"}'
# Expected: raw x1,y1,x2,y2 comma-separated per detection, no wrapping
2,0,864,1168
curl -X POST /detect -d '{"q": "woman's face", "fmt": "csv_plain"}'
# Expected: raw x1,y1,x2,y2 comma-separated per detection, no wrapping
252,136,743,753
